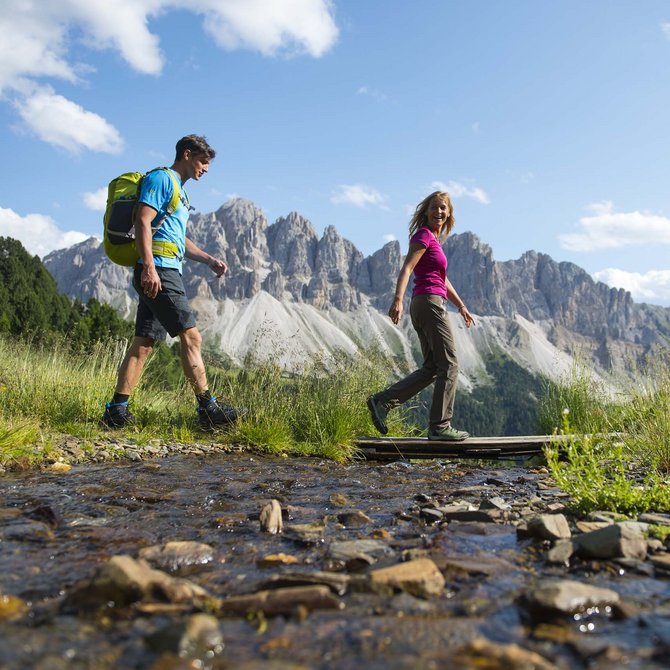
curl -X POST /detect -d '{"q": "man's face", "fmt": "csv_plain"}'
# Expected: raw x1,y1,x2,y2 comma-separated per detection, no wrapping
186,151,210,180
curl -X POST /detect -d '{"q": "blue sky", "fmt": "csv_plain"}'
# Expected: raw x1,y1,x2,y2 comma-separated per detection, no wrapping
1,1,670,305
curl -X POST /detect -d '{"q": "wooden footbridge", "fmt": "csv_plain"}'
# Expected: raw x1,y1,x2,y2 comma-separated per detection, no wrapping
355,434,567,461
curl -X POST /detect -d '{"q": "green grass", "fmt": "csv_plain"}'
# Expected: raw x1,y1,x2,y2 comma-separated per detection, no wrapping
0,334,405,468
542,355,670,515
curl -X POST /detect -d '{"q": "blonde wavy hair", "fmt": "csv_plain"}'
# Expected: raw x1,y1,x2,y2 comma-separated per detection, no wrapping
408,191,455,242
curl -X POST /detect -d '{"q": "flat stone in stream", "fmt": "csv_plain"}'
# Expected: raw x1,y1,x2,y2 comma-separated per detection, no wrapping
283,522,326,545
336,510,373,527
145,613,223,661
326,539,395,568
217,585,342,616
522,579,620,619
64,555,215,611
138,541,215,572
368,558,445,598
575,522,647,560
525,513,572,541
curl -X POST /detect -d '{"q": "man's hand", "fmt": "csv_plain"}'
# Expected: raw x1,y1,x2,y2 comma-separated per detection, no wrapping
141,264,161,299
208,257,228,278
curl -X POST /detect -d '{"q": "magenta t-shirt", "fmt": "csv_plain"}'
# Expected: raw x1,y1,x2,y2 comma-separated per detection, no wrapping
410,227,448,299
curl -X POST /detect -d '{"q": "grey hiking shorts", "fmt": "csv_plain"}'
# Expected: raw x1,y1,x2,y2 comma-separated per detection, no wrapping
133,264,196,340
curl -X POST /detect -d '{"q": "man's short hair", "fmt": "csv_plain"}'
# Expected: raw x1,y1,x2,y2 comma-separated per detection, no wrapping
175,135,216,162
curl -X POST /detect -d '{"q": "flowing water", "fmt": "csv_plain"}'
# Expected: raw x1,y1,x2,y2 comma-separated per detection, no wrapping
1,453,670,669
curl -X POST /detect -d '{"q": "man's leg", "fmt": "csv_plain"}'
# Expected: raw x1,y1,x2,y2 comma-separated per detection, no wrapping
102,336,155,428
178,326,240,428
115,336,156,395
178,327,207,395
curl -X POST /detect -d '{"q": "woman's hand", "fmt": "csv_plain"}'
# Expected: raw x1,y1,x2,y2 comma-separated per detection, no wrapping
388,297,403,324
459,305,475,328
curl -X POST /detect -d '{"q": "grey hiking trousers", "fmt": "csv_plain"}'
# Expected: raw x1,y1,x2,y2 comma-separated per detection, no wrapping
376,294,458,430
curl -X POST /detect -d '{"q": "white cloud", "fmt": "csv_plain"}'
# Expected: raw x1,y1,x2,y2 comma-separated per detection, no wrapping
593,267,670,306
0,0,338,151
13,85,123,154
201,0,339,57
0,207,88,258
383,234,396,243
357,85,392,104
558,201,670,252
83,187,108,211
331,184,387,208
431,180,490,205
662,21,670,39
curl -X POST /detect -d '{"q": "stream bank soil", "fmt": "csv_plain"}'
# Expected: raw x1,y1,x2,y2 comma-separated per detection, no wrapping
1,452,670,669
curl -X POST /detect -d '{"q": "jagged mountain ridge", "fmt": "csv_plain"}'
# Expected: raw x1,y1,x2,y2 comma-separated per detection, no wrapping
43,198,670,384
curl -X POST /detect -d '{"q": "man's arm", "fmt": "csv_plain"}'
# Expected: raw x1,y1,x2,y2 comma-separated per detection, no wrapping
136,203,161,299
185,237,228,277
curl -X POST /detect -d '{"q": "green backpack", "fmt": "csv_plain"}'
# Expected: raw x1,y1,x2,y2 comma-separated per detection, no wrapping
103,167,181,266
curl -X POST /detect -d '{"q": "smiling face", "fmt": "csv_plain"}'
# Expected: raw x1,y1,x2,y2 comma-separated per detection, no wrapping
425,196,450,236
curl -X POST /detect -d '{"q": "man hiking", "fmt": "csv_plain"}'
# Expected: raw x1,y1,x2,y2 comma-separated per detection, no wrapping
102,134,241,430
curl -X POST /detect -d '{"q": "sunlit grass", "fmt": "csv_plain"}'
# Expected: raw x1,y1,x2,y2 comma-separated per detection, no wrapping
543,354,670,514
0,334,404,468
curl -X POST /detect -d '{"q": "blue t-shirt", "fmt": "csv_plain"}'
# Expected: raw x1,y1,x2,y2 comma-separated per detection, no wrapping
138,168,189,272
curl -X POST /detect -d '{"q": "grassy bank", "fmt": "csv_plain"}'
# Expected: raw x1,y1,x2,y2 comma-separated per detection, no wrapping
0,335,405,469
540,356,670,514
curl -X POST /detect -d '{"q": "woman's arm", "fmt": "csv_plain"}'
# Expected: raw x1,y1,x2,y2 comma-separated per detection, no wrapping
388,243,426,324
445,277,475,328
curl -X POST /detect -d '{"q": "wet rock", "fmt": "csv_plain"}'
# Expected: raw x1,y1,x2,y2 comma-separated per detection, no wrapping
326,539,395,569
64,555,214,611
1,520,55,542
546,539,575,565
614,557,655,576
50,461,72,473
369,558,445,598
260,499,283,534
647,538,665,553
638,512,670,525
575,522,647,560
145,613,223,661
336,510,372,527
283,522,325,545
256,553,300,568
419,508,443,524
434,554,516,577
526,514,571,541
522,579,620,619
439,509,500,523
651,554,670,575
258,571,352,596
369,528,393,541
436,502,473,514
25,503,60,528
479,496,511,510
217,585,342,616
138,541,215,572
0,594,28,621
576,521,611,533
329,493,348,506
458,638,557,670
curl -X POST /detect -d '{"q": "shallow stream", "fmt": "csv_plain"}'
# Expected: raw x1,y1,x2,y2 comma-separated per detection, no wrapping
1,453,670,669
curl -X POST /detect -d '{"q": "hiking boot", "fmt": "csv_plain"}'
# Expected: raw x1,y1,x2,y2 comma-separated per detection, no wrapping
367,395,389,435
101,401,135,429
197,397,241,429
428,425,470,442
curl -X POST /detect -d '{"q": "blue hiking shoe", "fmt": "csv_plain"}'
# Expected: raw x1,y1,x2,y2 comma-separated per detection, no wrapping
101,401,135,429
197,397,241,429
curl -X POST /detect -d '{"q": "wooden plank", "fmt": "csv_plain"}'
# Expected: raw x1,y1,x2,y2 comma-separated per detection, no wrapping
354,434,568,461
